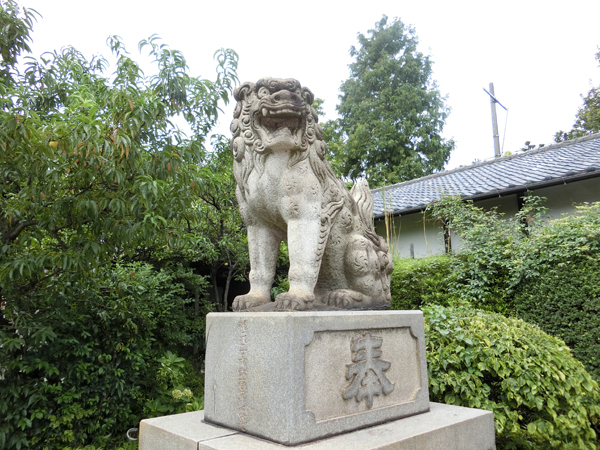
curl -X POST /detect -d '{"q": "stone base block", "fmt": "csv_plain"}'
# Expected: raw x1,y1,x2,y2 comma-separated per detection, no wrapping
204,311,429,445
139,403,496,449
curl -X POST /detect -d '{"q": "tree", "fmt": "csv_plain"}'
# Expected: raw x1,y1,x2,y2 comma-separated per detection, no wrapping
0,1,239,448
330,15,454,188
519,140,544,152
555,48,600,142
148,134,249,313
194,134,248,312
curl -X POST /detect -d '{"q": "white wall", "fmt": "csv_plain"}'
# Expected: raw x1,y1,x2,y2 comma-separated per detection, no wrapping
374,212,445,259
534,177,600,219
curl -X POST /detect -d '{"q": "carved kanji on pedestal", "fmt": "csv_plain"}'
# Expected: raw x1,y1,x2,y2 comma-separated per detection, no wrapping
342,333,395,408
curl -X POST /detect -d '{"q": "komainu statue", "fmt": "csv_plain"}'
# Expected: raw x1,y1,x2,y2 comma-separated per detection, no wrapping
231,78,394,311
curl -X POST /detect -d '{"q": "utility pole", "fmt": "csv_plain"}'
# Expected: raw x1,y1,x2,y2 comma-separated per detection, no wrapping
483,83,507,158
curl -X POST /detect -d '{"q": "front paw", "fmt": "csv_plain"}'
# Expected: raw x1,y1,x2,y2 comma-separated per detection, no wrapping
275,292,315,311
232,293,271,311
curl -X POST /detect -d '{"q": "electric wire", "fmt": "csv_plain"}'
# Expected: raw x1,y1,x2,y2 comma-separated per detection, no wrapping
501,108,509,154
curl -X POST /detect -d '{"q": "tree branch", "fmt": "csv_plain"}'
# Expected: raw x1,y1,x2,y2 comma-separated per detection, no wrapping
3,220,37,244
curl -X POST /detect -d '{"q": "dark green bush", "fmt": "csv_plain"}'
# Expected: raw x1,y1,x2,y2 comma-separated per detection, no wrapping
390,255,453,310
514,257,600,382
424,305,600,449
0,262,210,450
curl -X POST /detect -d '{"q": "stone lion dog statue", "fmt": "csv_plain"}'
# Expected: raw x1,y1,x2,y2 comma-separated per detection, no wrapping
230,78,394,311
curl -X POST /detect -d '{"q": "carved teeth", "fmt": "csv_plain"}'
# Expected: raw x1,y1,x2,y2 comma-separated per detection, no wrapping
260,107,302,117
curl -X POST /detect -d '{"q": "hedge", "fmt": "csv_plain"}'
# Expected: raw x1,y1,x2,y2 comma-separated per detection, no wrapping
514,257,600,382
390,255,453,310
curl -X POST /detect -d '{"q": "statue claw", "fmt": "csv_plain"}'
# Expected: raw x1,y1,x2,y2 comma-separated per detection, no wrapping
275,292,315,311
324,289,367,309
232,293,270,311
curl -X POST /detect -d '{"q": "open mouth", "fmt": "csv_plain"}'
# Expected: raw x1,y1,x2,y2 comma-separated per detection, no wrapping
260,107,303,136
255,105,306,148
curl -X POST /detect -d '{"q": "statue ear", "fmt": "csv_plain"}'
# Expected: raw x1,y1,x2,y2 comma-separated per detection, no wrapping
301,87,314,106
234,82,255,102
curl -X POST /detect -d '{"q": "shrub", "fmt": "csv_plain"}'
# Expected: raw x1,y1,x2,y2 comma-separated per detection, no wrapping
427,194,552,314
514,258,600,382
428,197,600,381
424,305,600,449
143,350,205,419
429,196,600,308
390,255,453,310
0,262,211,450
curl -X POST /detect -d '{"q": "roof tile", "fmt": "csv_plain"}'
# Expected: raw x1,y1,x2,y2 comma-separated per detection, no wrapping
371,133,600,217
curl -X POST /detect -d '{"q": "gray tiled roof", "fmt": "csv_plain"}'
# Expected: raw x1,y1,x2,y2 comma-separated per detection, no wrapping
372,132,600,218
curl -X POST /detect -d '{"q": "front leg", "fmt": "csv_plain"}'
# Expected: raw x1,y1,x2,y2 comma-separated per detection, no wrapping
275,193,322,311
233,223,282,311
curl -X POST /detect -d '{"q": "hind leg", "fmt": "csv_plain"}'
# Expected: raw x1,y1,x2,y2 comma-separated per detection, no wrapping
322,289,372,309
322,235,390,309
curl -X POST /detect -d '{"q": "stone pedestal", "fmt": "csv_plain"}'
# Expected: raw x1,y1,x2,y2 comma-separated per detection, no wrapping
139,403,496,450
139,310,496,449
203,311,429,445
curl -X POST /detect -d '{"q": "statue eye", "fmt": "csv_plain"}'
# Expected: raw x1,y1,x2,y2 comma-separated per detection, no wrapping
257,87,270,99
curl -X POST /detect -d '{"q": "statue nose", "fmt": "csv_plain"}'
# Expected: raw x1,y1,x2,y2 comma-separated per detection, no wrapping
271,90,302,104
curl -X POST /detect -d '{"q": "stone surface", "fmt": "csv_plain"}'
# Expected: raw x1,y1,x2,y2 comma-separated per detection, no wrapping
230,78,394,312
204,311,429,445
139,403,496,450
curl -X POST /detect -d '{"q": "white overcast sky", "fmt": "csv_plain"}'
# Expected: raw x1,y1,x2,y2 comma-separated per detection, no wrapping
19,0,600,170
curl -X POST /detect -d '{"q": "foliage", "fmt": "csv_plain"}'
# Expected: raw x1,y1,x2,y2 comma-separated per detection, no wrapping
0,262,211,449
519,141,545,152
330,15,454,187
0,2,239,448
389,255,452,310
427,194,549,314
427,195,600,381
193,134,248,311
513,237,600,382
320,118,346,178
424,305,600,449
0,0,38,83
147,133,249,313
555,48,600,142
0,32,238,299
143,350,205,418
271,274,290,300
388,205,600,447
269,241,290,300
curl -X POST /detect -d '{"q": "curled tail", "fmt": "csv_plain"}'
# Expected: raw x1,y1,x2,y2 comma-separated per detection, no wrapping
351,179,394,280
350,179,375,231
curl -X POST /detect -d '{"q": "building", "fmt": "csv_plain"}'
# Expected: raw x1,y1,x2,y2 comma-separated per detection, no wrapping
372,133,600,259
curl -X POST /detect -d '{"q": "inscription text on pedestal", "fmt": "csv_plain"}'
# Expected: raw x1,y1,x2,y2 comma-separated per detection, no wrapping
237,319,249,431
342,332,395,408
